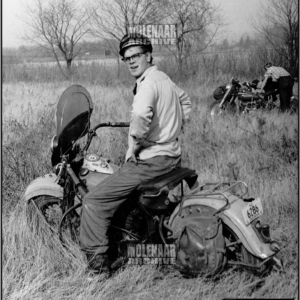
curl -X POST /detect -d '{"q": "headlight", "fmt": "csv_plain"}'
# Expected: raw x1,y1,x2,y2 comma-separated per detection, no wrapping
225,83,232,89
50,135,58,153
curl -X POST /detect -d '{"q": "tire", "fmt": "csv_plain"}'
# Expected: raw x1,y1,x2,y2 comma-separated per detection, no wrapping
210,100,237,120
27,195,62,229
59,203,81,245
224,225,268,275
27,195,80,244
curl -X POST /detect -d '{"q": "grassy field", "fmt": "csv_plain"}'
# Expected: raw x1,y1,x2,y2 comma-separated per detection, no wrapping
2,70,298,299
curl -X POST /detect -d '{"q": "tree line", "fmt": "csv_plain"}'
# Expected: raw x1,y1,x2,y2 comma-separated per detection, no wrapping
7,0,299,79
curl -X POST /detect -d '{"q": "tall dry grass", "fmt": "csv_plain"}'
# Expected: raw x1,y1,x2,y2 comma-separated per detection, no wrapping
2,70,298,299
3,47,269,85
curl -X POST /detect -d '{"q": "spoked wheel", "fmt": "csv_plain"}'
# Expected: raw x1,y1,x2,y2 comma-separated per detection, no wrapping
27,196,62,230
210,100,237,120
224,225,268,275
58,203,81,245
27,195,81,245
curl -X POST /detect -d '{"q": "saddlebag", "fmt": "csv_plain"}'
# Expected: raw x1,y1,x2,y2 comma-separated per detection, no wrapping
174,212,226,277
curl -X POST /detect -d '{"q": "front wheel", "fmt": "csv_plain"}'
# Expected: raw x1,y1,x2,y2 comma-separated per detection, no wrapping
209,100,238,120
27,195,62,229
27,195,80,244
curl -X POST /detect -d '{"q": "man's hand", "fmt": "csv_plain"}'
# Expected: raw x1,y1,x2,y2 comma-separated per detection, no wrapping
131,136,156,164
131,143,143,164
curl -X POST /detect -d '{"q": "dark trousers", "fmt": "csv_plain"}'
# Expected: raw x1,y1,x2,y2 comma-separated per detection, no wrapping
264,78,279,102
80,155,181,256
278,76,294,111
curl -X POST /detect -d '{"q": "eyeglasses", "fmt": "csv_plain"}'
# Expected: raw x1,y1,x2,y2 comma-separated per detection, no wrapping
122,52,146,64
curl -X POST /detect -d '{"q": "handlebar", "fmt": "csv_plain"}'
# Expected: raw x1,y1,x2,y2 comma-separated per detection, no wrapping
82,122,130,152
242,81,257,90
92,122,130,131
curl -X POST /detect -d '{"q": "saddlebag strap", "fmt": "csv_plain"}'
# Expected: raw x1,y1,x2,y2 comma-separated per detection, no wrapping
137,167,198,193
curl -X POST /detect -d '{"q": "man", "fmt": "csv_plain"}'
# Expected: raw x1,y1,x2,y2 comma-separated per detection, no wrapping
79,33,191,275
259,62,294,111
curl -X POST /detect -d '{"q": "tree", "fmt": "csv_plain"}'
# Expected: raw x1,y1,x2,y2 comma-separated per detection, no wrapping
22,0,91,79
163,0,225,78
90,0,169,77
221,38,229,50
251,0,298,77
238,37,244,48
244,36,251,48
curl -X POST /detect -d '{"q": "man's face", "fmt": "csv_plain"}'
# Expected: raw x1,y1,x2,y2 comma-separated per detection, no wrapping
123,46,150,79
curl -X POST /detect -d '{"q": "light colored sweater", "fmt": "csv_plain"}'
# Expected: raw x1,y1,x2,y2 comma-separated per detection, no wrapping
125,65,191,161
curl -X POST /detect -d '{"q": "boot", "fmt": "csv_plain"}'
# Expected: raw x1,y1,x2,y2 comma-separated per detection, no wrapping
86,253,111,277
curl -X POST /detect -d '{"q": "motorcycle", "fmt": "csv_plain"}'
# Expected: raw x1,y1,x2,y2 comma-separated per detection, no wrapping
24,84,283,277
210,78,279,119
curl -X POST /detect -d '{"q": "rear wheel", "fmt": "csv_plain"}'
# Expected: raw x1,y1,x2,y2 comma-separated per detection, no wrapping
224,225,268,274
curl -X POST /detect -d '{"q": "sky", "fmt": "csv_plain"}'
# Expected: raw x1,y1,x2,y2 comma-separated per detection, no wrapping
2,0,262,48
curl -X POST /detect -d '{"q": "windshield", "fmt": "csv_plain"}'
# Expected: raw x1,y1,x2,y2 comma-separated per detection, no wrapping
51,84,93,166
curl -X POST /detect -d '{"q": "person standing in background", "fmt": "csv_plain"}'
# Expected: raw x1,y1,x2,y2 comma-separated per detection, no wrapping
259,62,294,112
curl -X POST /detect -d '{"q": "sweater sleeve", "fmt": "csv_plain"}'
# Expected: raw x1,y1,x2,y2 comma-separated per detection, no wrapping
175,85,191,124
129,81,156,140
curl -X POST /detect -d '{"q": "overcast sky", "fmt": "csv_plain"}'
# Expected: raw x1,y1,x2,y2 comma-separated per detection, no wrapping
3,0,262,48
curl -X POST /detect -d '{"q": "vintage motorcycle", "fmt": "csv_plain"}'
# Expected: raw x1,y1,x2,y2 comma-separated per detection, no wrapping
24,84,283,276
210,78,279,119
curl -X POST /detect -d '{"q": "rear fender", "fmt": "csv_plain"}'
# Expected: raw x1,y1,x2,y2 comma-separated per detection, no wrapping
169,194,277,259
22,173,63,202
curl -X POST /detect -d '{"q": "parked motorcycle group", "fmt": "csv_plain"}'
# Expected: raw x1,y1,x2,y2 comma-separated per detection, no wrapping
210,77,298,119
24,84,284,278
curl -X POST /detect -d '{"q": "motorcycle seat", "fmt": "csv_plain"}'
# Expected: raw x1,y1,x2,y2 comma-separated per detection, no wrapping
136,167,198,210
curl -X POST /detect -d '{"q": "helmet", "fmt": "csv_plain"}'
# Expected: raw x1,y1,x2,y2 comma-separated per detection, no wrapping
264,62,272,70
119,33,152,56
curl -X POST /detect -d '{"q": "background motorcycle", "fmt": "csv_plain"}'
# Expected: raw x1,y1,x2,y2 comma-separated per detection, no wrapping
210,78,279,119
24,84,283,276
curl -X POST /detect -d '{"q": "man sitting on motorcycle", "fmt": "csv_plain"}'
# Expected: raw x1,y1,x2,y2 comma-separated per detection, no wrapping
79,33,192,275
259,62,294,112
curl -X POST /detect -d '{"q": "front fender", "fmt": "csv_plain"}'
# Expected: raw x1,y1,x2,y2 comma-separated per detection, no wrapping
22,173,63,202
169,193,277,259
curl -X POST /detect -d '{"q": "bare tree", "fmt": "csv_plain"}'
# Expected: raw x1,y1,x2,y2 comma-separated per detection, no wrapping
89,0,223,79
251,0,298,77
164,0,225,78
89,0,170,76
22,0,91,79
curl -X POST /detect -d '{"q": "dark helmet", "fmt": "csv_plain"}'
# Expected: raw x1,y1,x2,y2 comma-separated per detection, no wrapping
119,33,152,56
264,62,272,70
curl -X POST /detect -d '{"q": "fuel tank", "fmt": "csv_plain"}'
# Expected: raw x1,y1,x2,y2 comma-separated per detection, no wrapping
80,158,120,191
238,91,260,102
